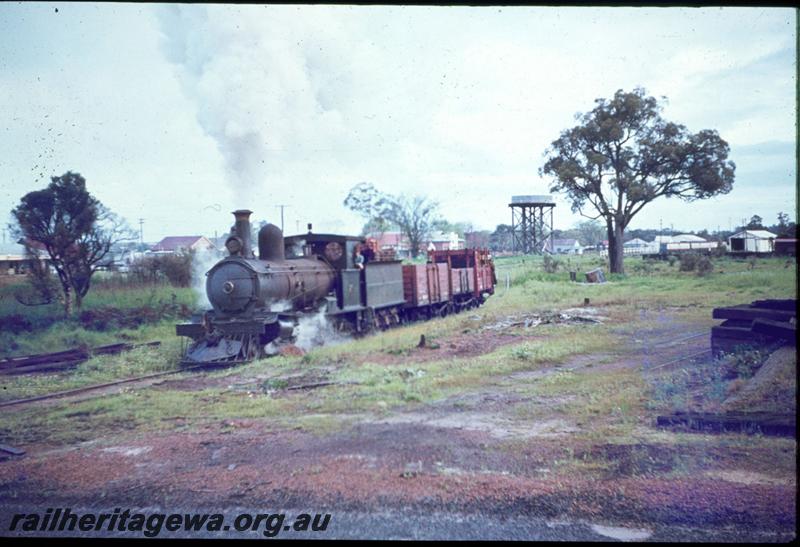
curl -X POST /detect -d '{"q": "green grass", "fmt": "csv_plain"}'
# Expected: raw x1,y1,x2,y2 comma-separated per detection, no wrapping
0,281,197,358
0,325,185,403
492,255,795,313
0,254,795,449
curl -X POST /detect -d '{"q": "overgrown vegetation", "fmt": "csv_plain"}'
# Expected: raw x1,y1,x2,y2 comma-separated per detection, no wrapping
647,346,776,413
0,280,196,358
678,252,714,276
129,253,194,287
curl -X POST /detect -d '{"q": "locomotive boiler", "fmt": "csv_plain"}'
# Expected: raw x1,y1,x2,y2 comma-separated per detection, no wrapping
177,209,496,365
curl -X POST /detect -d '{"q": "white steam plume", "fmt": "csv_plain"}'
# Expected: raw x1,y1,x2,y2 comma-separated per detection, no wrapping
191,247,222,309
293,306,350,351
156,5,358,197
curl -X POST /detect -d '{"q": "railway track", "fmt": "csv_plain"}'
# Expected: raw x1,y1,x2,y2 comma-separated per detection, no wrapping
0,329,715,410
0,341,162,376
0,361,220,409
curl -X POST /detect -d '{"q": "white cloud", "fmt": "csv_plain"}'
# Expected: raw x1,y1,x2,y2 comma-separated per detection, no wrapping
0,4,795,242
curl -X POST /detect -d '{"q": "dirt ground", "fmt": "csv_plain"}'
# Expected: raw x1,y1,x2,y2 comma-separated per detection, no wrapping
0,309,796,541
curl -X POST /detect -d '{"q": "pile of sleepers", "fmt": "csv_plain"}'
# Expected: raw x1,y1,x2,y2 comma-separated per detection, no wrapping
0,341,161,375
711,299,796,356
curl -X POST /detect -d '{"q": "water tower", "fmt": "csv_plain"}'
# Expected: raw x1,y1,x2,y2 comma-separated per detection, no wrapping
509,195,554,254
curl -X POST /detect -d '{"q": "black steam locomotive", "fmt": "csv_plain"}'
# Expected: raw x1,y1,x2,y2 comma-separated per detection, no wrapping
176,210,495,364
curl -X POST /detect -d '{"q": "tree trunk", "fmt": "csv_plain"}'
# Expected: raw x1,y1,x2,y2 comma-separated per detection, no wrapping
608,221,625,274
408,234,420,258
63,283,73,317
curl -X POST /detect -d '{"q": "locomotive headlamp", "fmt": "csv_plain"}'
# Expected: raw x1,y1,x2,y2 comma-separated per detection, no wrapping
225,236,243,255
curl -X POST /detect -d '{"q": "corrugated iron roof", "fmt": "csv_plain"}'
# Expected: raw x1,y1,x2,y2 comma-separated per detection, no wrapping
730,230,777,239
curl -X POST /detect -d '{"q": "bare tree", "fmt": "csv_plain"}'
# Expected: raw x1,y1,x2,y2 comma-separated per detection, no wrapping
344,182,440,258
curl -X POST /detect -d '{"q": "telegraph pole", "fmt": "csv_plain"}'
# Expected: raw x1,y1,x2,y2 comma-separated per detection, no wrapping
138,218,144,246
275,205,290,233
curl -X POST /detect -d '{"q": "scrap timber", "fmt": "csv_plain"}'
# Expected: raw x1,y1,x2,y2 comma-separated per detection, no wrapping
656,411,796,437
0,341,162,375
711,299,796,355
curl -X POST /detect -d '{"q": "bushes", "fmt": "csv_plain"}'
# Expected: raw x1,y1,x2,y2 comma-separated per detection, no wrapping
696,256,714,276
630,259,656,275
678,252,714,276
542,254,561,273
77,298,192,331
130,253,193,287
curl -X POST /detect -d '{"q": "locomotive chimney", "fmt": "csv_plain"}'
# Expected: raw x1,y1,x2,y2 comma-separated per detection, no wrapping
232,209,253,258
258,223,285,261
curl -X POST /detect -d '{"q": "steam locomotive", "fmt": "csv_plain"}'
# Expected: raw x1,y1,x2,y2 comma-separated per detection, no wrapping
176,210,496,365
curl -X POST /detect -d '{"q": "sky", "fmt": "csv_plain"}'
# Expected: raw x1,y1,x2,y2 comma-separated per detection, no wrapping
0,3,796,243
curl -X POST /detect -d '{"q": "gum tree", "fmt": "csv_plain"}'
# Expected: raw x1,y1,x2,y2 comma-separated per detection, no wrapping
344,182,440,258
540,88,735,273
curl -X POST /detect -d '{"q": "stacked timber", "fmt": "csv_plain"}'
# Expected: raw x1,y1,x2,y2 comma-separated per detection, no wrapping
711,299,796,355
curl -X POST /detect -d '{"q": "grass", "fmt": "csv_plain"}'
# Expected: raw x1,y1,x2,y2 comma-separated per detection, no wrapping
0,281,197,358
0,327,184,403
0,253,795,456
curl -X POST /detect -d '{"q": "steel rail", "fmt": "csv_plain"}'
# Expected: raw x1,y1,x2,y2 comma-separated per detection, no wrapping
0,362,216,409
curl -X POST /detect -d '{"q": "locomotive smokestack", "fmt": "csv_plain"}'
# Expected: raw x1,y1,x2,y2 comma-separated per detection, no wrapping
258,223,285,261
232,209,253,258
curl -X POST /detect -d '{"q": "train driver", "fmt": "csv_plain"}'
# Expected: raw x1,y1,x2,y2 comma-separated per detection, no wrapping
354,244,365,270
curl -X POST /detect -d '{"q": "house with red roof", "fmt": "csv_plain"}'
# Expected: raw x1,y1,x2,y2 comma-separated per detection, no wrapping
150,236,215,255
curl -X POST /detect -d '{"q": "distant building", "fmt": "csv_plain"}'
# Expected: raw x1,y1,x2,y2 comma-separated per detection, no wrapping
150,236,215,255
368,230,464,257
623,238,649,248
651,234,707,245
427,231,464,251
371,232,412,257
109,249,148,272
728,230,776,254
774,238,796,256
544,238,583,255
0,241,50,275
671,234,707,243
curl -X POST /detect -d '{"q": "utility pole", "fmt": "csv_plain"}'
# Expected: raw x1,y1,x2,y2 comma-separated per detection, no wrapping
138,218,144,246
275,205,290,233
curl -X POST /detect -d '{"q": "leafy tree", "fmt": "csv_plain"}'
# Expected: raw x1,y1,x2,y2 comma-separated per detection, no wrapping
746,215,764,229
344,182,440,258
465,230,491,248
574,219,606,247
432,220,475,239
359,217,395,239
11,172,134,316
489,224,514,252
540,88,735,273
772,212,796,237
